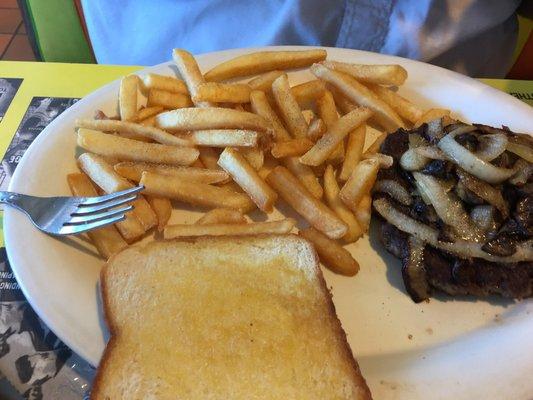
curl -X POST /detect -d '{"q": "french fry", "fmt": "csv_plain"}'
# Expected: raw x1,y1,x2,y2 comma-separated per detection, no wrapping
204,49,327,81
339,124,366,181
363,129,387,155
119,75,138,121
311,63,404,131
316,90,344,163
329,86,357,115
191,158,204,168
323,165,363,243
306,118,327,141
75,119,193,147
147,89,193,109
247,70,284,91
198,147,222,170
114,161,229,183
368,84,423,124
257,155,279,180
133,106,164,122
299,227,359,276
77,128,199,166
363,152,393,168
300,107,372,166
184,129,258,147
140,73,188,94
354,194,372,232
66,173,127,258
155,107,271,133
272,74,308,138
194,82,251,103
249,90,291,142
196,208,247,225
265,166,347,239
218,148,277,212
140,116,156,127
414,108,451,127
339,158,379,211
271,138,314,158
114,132,153,143
164,219,295,239
239,147,264,170
146,196,172,232
321,61,408,86
173,49,214,107
77,153,146,242
282,157,323,199
301,109,316,125
140,171,255,212
291,80,326,108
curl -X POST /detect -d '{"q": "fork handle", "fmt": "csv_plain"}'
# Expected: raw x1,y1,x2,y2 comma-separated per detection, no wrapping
0,191,26,210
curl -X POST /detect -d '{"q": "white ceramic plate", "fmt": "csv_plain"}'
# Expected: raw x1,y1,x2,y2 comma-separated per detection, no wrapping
4,46,533,399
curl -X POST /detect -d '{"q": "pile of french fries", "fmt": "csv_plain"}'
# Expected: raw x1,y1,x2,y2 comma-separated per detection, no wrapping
68,48,446,277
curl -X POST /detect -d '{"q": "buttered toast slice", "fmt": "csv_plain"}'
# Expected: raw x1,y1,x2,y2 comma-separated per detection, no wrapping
92,235,372,400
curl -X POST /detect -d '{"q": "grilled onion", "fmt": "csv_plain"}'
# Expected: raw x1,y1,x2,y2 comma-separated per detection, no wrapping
373,197,533,263
507,136,533,163
438,126,516,183
373,179,412,205
456,169,509,218
475,133,507,161
413,172,483,241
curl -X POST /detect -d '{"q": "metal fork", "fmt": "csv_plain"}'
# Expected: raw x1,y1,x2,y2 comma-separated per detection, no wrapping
0,186,143,235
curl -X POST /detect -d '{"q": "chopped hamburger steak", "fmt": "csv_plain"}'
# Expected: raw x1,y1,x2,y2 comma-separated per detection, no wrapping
373,120,533,302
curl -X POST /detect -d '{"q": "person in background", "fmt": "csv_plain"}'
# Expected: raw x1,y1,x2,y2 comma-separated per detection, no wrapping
82,0,520,77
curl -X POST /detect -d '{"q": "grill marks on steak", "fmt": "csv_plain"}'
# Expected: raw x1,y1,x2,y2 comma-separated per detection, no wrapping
379,221,533,301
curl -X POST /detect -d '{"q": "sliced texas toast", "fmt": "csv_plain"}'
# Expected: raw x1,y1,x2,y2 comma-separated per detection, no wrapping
92,235,372,399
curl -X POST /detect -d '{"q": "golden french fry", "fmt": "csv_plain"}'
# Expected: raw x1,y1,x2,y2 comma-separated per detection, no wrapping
271,138,314,158
323,165,363,243
339,124,366,181
368,84,423,124
282,157,323,199
140,171,255,212
272,74,308,138
301,109,316,125
183,129,258,147
329,85,357,115
249,90,291,142
414,108,451,127
300,107,372,166
321,61,408,86
147,89,192,109
75,119,193,147
146,196,172,232
247,70,284,91
198,146,222,170
77,153,146,242
316,90,344,163
363,129,387,155
266,166,347,239
307,118,327,141
155,107,271,133
191,158,204,168
164,219,295,239
114,161,229,183
354,194,372,232
113,132,153,143
339,158,379,211
196,208,247,225
217,147,277,212
77,129,199,166
139,116,156,127
172,49,214,107
311,63,404,131
291,80,326,108
204,49,327,81
119,75,138,121
363,152,393,168
257,155,279,180
299,227,359,276
66,173,127,258
140,73,188,94
194,82,251,103
239,147,264,170
133,106,164,122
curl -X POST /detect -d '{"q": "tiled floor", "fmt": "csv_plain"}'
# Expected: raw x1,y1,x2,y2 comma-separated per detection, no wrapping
0,0,37,61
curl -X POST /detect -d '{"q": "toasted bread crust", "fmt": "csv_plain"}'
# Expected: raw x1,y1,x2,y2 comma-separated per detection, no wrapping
91,234,372,400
